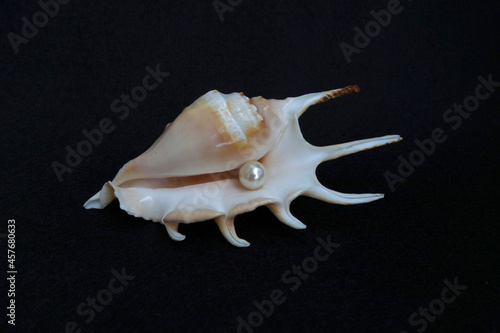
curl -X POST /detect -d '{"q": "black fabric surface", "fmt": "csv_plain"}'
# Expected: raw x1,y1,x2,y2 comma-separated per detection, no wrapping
1,1,499,332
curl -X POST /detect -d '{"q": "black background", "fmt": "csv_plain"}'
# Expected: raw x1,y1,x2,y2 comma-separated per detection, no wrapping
1,1,499,332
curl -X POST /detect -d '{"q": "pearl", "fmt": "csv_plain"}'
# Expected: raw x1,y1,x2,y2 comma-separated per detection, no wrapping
239,161,267,190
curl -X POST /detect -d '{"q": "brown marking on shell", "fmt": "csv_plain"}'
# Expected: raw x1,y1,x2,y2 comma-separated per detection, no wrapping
242,93,255,106
318,85,360,103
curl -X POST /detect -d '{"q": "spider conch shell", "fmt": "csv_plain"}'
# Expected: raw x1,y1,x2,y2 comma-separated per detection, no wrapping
84,86,401,247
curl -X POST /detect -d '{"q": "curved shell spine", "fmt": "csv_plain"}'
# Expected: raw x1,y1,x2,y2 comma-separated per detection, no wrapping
84,86,401,247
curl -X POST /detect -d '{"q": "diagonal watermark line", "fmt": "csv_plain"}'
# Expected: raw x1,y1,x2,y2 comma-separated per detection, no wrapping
384,73,499,192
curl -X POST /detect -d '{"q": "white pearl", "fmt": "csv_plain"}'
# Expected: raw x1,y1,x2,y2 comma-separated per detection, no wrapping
239,161,267,190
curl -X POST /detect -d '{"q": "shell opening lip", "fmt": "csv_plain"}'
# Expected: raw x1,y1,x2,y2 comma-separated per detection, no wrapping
120,170,240,190
119,161,270,192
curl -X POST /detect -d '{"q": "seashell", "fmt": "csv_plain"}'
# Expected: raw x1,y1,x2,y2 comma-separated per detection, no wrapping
84,86,401,247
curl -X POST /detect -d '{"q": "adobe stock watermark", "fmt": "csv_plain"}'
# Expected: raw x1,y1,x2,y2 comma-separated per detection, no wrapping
339,0,404,63
212,0,244,22
7,0,71,54
51,63,169,182
236,235,341,333
401,277,467,333
384,73,499,192
57,268,135,333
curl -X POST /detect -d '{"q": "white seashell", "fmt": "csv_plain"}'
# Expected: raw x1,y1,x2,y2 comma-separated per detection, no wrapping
84,86,402,247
